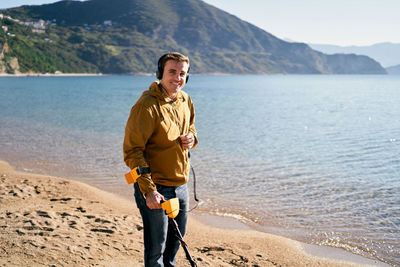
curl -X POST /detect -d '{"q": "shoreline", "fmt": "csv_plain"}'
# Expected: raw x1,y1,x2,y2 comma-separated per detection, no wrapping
0,73,105,77
0,159,387,266
0,72,393,77
193,214,387,266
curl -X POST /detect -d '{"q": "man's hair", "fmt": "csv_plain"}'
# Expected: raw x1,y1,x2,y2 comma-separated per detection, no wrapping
156,52,190,80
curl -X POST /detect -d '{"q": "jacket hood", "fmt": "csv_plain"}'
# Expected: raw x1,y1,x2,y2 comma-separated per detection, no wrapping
143,81,184,102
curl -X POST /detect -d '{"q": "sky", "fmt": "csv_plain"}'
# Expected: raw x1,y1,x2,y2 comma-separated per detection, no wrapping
1,0,399,46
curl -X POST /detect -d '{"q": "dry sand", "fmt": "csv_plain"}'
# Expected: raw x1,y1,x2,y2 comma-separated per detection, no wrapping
0,160,384,266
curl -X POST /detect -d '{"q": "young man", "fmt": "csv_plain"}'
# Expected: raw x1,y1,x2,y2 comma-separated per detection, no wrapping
123,52,198,266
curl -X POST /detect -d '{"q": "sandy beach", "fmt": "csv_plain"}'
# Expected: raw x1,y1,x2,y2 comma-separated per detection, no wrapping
0,160,385,266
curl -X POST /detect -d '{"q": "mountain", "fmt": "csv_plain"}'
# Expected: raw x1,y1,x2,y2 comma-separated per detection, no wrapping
309,42,400,68
386,64,400,75
0,0,386,74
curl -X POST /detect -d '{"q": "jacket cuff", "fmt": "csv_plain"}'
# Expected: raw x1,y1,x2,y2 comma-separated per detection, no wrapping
137,174,157,195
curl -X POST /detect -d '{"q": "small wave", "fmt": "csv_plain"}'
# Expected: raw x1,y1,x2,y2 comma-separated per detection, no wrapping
214,211,252,223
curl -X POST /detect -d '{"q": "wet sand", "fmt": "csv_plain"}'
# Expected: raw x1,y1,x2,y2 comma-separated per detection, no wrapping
0,160,385,266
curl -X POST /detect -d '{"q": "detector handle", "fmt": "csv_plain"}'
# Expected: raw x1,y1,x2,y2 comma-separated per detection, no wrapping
161,198,180,219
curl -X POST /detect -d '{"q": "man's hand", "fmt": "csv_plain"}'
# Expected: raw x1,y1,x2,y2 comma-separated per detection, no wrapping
180,133,195,149
145,191,165,209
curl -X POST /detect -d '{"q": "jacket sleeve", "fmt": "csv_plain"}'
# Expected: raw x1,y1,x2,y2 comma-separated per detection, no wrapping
188,96,198,149
123,101,157,195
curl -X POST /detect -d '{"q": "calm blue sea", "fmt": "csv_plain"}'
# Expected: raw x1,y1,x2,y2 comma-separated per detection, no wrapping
1,75,399,265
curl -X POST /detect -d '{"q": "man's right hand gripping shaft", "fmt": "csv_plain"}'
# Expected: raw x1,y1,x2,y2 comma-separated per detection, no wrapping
145,191,165,209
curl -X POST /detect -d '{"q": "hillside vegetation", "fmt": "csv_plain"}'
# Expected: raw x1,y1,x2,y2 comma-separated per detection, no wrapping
0,0,386,74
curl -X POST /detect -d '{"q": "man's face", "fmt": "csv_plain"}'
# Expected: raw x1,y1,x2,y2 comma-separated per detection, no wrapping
160,60,189,98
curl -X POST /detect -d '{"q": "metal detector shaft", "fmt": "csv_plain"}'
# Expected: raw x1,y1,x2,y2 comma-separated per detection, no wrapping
170,218,197,267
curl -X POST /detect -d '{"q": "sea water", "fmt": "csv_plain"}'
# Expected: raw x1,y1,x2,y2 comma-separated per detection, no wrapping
0,75,399,265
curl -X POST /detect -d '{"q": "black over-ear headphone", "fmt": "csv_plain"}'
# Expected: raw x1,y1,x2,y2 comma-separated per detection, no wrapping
156,54,190,83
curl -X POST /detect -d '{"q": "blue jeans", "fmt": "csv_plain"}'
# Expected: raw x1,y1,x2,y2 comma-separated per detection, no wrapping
134,182,189,267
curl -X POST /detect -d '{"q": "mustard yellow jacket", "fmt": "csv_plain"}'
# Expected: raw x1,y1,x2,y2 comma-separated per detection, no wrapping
123,81,198,195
